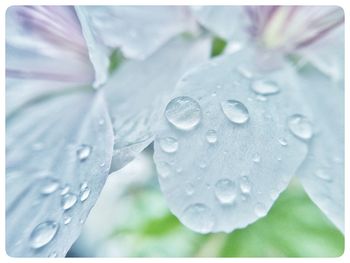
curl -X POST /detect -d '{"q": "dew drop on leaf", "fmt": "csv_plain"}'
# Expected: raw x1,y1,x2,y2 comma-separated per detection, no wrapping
61,193,77,210
205,129,218,144
288,114,313,140
251,79,280,96
221,100,249,124
165,96,201,130
79,182,90,202
156,161,172,178
181,203,215,233
29,221,59,249
60,185,70,195
158,137,179,153
240,176,252,193
314,169,332,182
214,179,237,204
252,153,261,163
254,202,268,217
63,215,72,225
76,144,92,161
278,137,288,146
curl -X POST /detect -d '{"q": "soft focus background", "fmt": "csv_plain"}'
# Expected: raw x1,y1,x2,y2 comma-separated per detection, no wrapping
67,145,344,257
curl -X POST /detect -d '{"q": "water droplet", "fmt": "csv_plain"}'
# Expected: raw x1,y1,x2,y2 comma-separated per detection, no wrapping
182,203,215,233
214,179,237,204
98,119,105,126
198,161,207,169
278,137,288,146
48,251,57,258
29,221,59,249
61,193,77,210
252,153,261,163
221,100,249,124
76,144,92,161
251,79,280,95
216,84,222,89
315,169,332,182
185,183,195,195
254,203,268,217
270,188,279,200
165,96,201,130
240,176,252,193
100,162,106,167
256,95,267,101
288,114,313,140
237,65,253,79
211,91,217,97
156,162,172,178
206,130,217,144
60,185,70,195
158,137,178,153
63,215,72,225
40,178,60,195
79,183,90,202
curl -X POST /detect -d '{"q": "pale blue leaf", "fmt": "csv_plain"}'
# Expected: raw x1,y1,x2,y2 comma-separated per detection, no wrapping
105,36,211,172
296,66,344,232
153,48,308,233
75,6,110,88
6,91,114,257
192,6,248,42
79,6,197,59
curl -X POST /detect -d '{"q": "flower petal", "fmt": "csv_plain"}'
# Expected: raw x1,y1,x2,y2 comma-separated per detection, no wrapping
296,66,344,232
6,91,114,257
104,36,211,172
75,6,110,88
6,6,93,84
78,6,197,59
192,6,248,42
153,48,308,233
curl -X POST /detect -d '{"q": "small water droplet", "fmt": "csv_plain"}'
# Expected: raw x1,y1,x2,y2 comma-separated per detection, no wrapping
237,65,253,79
98,119,105,126
277,156,282,161
165,96,201,130
182,203,215,233
251,79,280,95
60,185,70,195
216,84,222,89
314,169,332,182
79,183,90,202
252,153,261,163
198,161,207,169
63,215,72,225
61,193,77,210
156,162,172,178
176,167,183,173
76,144,92,161
100,162,106,167
278,137,288,146
256,95,267,101
48,251,57,257
221,100,249,124
211,91,217,97
240,176,252,193
254,203,268,217
214,179,237,204
40,178,60,195
206,130,217,144
270,188,279,200
288,114,313,140
185,183,195,195
29,221,59,249
158,137,178,153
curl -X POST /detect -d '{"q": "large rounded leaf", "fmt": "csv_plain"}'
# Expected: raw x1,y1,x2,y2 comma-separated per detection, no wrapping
153,48,308,233
104,36,211,172
6,91,114,257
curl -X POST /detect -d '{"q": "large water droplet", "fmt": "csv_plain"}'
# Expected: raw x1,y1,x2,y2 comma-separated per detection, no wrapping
206,130,218,144
182,203,215,233
254,202,268,217
159,137,178,153
40,178,60,195
156,162,172,178
288,114,313,140
76,144,92,161
251,79,280,95
79,182,90,202
240,176,252,193
165,96,201,130
314,169,332,182
61,193,77,210
29,221,59,249
214,179,237,204
221,100,249,124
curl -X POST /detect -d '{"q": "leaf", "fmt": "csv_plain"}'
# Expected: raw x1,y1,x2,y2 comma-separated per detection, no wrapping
78,6,197,59
153,47,308,233
75,6,110,88
191,6,248,42
295,65,344,232
104,36,211,172
6,91,114,257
